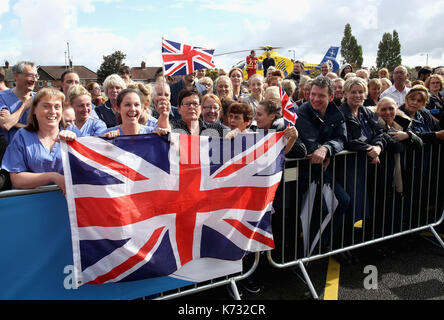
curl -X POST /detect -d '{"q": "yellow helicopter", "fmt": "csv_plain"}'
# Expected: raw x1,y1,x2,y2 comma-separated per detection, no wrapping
216,45,340,80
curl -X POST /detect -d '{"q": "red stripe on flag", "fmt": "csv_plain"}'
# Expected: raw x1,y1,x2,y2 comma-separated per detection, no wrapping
75,182,280,227
88,227,165,284
68,140,148,182
224,219,274,248
215,132,284,178
176,133,201,266
75,182,280,228
162,42,178,53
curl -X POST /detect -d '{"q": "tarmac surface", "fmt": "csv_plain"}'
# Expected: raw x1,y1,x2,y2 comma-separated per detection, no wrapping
174,223,444,301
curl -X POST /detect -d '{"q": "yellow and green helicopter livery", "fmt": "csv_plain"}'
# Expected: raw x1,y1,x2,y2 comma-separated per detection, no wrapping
218,45,340,80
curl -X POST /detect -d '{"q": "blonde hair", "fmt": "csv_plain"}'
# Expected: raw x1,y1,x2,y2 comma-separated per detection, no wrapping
342,76,368,103
264,86,280,105
198,76,213,87
405,84,429,106
214,75,233,99
368,78,382,89
378,68,390,78
376,96,398,114
356,69,370,80
424,74,444,91
102,74,127,98
343,77,368,96
380,77,392,87
282,79,296,97
26,87,66,132
67,84,91,106
344,72,356,80
127,82,151,105
248,73,264,84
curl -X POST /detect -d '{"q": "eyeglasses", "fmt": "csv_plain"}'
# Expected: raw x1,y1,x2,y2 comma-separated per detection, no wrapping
22,72,39,80
181,102,200,108
202,106,219,111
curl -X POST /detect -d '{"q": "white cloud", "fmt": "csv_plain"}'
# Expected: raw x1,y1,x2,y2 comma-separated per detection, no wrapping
0,0,10,33
0,0,9,14
3,0,444,72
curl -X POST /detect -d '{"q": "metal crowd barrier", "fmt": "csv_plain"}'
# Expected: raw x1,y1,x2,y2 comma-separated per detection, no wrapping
267,143,444,299
2,144,443,300
154,253,259,300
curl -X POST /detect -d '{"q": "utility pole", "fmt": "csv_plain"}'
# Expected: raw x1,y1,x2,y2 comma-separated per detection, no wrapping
67,42,71,68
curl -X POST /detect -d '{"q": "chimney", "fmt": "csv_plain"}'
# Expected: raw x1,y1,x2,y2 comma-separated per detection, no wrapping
5,61,9,69
141,61,146,69
69,59,73,69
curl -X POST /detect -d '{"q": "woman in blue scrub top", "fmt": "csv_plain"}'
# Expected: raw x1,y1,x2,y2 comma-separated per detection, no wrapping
66,84,107,137
1,87,77,194
103,88,170,138
126,82,158,130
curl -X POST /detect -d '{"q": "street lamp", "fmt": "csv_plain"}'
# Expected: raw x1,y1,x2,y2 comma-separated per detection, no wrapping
288,49,295,61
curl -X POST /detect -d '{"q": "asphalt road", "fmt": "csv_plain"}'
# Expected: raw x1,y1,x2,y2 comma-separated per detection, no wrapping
174,223,444,301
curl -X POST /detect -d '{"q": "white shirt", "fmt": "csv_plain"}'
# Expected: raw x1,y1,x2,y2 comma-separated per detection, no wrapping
380,85,410,107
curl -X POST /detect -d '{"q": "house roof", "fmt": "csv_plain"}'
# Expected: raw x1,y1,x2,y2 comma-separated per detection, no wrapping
130,66,160,81
0,66,15,82
37,65,97,80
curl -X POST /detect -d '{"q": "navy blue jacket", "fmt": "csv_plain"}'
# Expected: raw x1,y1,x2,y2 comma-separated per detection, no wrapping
296,101,347,157
399,105,441,144
339,103,386,152
95,100,118,128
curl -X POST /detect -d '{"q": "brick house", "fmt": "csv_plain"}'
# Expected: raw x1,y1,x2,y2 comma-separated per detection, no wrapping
36,64,98,90
130,61,161,83
1,61,98,90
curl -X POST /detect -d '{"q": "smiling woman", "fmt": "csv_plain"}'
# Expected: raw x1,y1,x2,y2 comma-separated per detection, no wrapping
171,88,229,137
0,87,77,194
339,77,385,164
65,84,107,137
103,88,170,138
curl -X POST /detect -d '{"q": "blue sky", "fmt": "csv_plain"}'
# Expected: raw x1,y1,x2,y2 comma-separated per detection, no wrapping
1,0,444,72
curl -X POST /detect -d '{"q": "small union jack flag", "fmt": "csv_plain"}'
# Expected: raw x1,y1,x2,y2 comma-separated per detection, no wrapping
279,83,297,127
162,39,215,76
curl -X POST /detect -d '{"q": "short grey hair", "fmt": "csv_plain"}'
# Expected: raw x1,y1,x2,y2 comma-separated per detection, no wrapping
12,61,36,74
150,80,170,97
310,76,334,96
102,74,127,97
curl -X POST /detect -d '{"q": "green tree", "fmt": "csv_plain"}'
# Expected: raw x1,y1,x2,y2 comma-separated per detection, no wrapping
340,23,363,68
376,30,402,71
97,50,127,84
206,69,219,81
390,30,402,68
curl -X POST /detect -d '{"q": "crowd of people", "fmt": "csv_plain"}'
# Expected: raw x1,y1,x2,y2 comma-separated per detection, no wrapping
1,57,444,295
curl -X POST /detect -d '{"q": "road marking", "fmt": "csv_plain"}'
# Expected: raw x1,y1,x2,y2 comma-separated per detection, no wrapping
420,232,444,239
324,257,340,300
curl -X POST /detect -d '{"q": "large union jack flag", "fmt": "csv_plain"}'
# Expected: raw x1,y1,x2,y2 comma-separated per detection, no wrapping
162,39,215,76
61,132,286,287
279,83,297,127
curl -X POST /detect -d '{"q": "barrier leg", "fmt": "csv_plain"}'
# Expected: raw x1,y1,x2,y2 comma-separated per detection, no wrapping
229,279,242,300
429,226,444,249
297,261,319,300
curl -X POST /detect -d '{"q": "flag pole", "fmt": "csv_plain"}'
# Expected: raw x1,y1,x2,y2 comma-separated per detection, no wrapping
161,36,166,98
